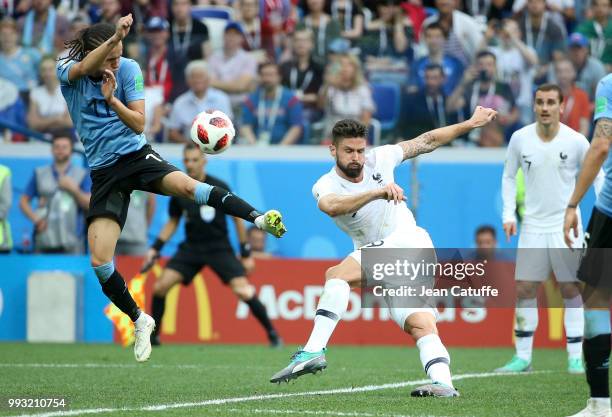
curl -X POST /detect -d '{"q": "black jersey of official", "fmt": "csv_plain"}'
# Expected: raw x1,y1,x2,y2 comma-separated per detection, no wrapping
168,175,233,251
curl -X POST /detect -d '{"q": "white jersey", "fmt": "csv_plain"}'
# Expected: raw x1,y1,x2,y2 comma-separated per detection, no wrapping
312,145,417,249
502,122,600,233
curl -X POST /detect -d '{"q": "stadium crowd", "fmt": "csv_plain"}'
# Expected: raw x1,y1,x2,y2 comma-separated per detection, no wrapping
0,0,610,146
0,0,611,253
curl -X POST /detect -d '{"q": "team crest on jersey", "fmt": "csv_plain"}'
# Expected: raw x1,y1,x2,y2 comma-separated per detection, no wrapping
372,173,383,184
199,205,216,222
560,152,568,161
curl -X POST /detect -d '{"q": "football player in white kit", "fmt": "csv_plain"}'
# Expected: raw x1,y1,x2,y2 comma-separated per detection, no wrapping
497,84,602,374
270,106,497,397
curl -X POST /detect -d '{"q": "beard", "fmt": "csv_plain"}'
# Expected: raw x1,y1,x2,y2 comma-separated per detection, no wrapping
336,158,363,179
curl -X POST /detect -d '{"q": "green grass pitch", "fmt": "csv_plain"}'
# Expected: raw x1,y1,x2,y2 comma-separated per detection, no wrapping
0,343,594,417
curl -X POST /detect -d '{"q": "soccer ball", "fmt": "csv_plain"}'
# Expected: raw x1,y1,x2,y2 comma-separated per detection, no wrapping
190,110,235,154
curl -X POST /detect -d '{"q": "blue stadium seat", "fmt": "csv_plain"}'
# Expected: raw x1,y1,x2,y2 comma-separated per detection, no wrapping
191,6,235,52
191,5,233,20
371,82,401,133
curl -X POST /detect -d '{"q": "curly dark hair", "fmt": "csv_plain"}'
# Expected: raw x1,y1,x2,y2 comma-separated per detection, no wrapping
331,119,368,146
61,23,115,62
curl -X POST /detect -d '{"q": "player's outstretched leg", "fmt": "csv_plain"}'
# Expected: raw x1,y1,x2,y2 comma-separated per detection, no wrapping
230,277,283,347
561,284,585,374
270,258,356,383
158,171,287,238
394,311,459,398
496,282,538,373
90,217,155,362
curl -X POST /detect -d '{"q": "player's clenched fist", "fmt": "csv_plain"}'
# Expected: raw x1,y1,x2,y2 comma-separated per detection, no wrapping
468,106,498,129
115,14,133,40
379,183,406,204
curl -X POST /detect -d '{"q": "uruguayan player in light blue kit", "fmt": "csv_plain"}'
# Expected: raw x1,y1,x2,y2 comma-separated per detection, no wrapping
564,75,612,417
57,14,286,362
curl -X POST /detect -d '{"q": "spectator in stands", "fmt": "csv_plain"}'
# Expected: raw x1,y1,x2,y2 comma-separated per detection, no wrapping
0,78,26,142
447,50,518,143
17,0,70,54
19,132,91,253
208,21,258,118
321,53,375,140
420,0,484,67
120,0,167,33
247,225,271,258
260,0,295,56
0,17,40,93
98,0,121,25
296,0,341,61
27,55,72,134
475,224,497,261
554,58,592,137
330,0,364,43
0,164,12,253
280,28,324,125
409,22,464,96
484,18,538,125
404,64,453,139
116,191,155,256
463,0,514,22
360,0,412,74
477,121,505,147
144,17,172,102
168,0,209,101
513,0,575,32
241,62,303,145
566,32,607,101
576,0,611,71
236,0,269,61
166,60,232,143
518,0,566,81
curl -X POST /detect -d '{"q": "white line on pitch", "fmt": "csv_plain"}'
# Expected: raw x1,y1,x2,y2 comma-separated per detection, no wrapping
221,407,457,417
7,371,549,417
0,363,267,370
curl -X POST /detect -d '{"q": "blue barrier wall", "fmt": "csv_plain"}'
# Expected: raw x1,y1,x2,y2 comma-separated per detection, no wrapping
0,152,597,258
0,255,112,342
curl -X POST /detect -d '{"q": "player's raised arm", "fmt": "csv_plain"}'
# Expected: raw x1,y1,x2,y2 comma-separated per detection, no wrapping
398,106,497,161
63,14,133,82
564,117,612,246
318,183,406,218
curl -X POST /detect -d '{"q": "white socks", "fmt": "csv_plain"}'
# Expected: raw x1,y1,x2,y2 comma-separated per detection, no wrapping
417,334,453,388
515,298,538,361
303,279,350,353
564,295,584,360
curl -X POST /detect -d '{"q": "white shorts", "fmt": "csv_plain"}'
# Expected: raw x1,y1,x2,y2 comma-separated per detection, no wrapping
349,226,438,328
515,229,584,282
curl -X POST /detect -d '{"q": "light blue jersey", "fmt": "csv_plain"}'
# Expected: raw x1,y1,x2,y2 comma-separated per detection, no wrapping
57,57,147,169
594,74,612,217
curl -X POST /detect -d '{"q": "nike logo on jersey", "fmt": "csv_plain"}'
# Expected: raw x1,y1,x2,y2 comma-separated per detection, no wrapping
560,152,568,160
145,154,162,162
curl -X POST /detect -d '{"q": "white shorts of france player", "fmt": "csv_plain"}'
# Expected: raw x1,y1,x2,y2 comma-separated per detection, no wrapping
515,228,584,282
349,226,438,329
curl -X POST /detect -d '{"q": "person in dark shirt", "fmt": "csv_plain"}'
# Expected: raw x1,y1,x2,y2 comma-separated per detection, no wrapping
280,28,324,123
145,143,281,347
167,0,209,101
403,63,454,139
